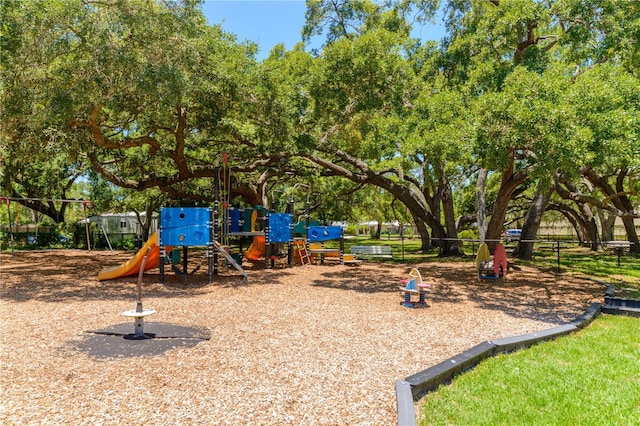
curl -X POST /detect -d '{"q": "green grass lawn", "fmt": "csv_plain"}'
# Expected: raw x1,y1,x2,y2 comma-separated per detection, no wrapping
418,314,640,425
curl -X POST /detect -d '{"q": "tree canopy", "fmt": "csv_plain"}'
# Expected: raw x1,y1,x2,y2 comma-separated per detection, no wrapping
1,0,639,253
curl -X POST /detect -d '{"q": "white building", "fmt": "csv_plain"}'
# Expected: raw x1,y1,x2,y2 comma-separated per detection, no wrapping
82,212,157,238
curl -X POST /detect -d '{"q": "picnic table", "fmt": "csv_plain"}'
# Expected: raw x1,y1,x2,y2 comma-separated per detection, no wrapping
604,241,634,266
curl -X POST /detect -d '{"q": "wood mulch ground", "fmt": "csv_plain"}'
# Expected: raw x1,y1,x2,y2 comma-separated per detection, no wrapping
0,250,605,425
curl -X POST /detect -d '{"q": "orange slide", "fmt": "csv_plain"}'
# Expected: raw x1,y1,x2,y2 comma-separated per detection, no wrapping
244,235,265,261
97,231,171,281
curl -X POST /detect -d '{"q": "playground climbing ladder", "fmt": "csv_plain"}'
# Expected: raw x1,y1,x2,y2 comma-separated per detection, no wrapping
293,238,311,265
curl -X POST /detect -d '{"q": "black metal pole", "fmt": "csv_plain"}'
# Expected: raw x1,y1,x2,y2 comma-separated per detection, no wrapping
617,247,622,267
213,166,220,276
288,198,294,266
159,247,165,284
183,246,188,275
208,208,213,283
265,212,270,269
4,199,14,258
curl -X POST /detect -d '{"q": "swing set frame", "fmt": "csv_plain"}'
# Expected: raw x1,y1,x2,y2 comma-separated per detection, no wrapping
0,196,113,257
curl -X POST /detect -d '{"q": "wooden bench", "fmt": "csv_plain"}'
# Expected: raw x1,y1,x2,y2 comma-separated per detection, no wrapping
350,245,393,259
308,248,339,263
323,253,361,265
308,243,361,265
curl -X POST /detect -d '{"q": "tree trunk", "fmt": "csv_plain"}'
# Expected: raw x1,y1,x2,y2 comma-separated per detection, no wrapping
410,212,431,251
597,208,616,242
476,168,489,243
142,202,155,241
582,167,640,253
614,170,640,252
485,163,531,251
620,216,639,252
580,202,600,250
513,184,552,260
439,162,463,256
571,216,588,245
547,202,588,245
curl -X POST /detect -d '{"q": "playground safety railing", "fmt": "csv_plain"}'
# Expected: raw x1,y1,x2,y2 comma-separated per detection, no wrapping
431,237,635,273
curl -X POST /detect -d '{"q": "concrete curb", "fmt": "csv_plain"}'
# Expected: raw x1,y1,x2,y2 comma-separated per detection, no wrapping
604,296,640,309
396,302,603,425
601,304,640,317
603,285,640,317
605,284,616,297
570,302,601,329
395,380,416,426
490,324,577,354
405,341,496,399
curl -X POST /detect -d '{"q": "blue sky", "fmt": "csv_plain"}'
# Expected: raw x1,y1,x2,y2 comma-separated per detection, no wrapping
201,0,446,59
201,1,310,58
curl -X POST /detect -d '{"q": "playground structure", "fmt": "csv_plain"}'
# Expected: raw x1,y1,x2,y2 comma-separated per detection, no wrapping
96,203,353,282
220,181,352,269
306,225,347,264
98,205,248,282
159,206,229,283
94,156,353,281
217,204,293,269
476,242,508,280
97,169,319,280
97,231,167,280
96,204,303,282
221,208,348,268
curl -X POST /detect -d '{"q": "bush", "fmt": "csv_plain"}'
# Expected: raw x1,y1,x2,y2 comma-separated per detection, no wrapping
458,229,477,240
345,224,356,235
111,238,135,251
0,222,73,249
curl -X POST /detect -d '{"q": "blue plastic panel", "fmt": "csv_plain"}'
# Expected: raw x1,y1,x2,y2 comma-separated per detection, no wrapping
160,207,211,246
229,208,241,233
267,213,292,243
307,226,343,242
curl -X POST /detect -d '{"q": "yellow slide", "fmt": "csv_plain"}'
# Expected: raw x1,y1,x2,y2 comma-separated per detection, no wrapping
245,235,265,260
97,231,171,281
